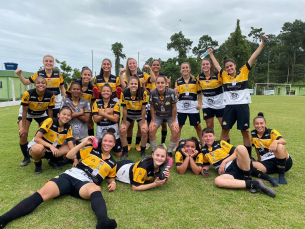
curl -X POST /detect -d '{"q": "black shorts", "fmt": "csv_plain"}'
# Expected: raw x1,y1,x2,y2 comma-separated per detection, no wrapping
177,112,201,126
222,104,250,130
18,116,48,125
224,159,245,180
146,109,152,123
125,117,142,123
260,156,293,174
50,173,90,199
202,108,224,120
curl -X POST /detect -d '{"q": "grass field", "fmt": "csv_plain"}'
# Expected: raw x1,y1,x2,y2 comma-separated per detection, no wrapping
0,96,305,229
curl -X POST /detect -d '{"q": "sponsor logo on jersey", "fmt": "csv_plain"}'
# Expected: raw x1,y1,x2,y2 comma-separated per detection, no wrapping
165,102,170,105
244,123,248,127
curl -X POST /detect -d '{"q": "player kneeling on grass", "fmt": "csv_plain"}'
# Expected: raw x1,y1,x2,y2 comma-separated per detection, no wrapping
28,106,74,174
251,112,293,185
0,133,118,229
115,145,172,191
148,75,179,157
201,128,275,197
175,137,204,175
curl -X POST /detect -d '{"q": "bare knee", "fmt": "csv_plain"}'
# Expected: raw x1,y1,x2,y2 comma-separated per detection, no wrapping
236,145,248,157
89,185,101,196
214,176,225,188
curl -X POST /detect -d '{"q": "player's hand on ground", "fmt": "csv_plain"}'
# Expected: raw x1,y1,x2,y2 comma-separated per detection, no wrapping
107,182,116,192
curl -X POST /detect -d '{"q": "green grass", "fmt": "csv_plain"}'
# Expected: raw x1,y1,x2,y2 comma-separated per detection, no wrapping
0,96,305,228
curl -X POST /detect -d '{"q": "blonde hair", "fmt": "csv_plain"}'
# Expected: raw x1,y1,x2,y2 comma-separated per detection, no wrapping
43,54,54,61
178,62,195,81
125,58,138,83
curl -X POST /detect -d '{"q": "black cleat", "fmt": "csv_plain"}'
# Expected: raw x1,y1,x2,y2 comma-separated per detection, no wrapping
141,152,147,159
20,157,30,167
120,152,128,160
34,160,42,175
255,180,276,197
48,160,62,170
249,188,257,194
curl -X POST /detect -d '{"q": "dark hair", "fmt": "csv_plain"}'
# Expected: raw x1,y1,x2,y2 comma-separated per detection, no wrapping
185,137,201,152
60,106,72,114
99,59,112,79
100,83,114,100
253,112,266,123
34,76,47,85
202,58,215,77
223,56,235,66
156,74,167,82
101,127,116,143
151,59,162,67
202,127,215,135
128,75,142,102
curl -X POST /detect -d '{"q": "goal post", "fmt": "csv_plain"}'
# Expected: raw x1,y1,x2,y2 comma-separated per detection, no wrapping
254,83,292,95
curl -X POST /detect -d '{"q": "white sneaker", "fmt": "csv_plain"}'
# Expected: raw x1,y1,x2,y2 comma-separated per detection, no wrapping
161,143,167,150
146,143,151,150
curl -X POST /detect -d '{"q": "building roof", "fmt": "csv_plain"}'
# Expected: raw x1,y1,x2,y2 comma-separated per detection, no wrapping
0,70,33,79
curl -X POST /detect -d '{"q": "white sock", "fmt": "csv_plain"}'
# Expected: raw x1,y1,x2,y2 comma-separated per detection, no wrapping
150,139,157,152
168,141,176,153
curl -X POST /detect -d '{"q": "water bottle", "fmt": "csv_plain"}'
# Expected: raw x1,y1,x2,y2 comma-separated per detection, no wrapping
201,50,211,58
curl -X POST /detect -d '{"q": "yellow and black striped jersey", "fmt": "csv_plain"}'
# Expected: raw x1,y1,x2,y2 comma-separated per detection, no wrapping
175,147,204,167
93,74,121,98
175,77,201,101
92,99,120,126
124,71,150,88
251,128,282,160
29,70,64,95
201,140,235,170
66,79,95,103
76,146,117,185
130,157,158,186
145,75,168,92
38,118,73,148
21,89,55,115
220,63,251,105
121,88,147,117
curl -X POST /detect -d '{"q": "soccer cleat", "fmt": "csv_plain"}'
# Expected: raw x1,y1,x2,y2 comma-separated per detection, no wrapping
248,188,257,194
48,160,62,170
128,144,132,151
135,144,141,152
92,87,100,99
269,178,279,187
255,179,276,197
20,157,30,167
116,87,122,99
161,143,167,150
141,152,147,159
156,157,173,180
120,152,128,160
146,143,151,150
34,160,42,175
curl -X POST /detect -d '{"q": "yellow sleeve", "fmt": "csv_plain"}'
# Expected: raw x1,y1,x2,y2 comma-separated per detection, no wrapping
220,140,235,154
270,129,282,141
66,81,72,94
143,72,150,81
59,72,64,84
93,77,97,88
196,78,201,93
49,95,55,107
29,72,38,83
113,102,120,115
143,91,148,104
66,126,73,140
133,167,147,185
79,146,93,159
195,152,204,166
175,151,184,165
39,118,53,133
116,77,121,87
121,92,126,106
107,165,117,178
21,91,30,106
202,154,210,164
92,102,99,114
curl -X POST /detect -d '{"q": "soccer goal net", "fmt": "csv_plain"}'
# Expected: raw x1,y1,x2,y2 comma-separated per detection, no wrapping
253,83,292,95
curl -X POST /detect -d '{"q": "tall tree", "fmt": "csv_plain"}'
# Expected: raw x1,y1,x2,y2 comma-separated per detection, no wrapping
167,31,193,58
111,42,126,77
55,59,73,87
192,35,218,60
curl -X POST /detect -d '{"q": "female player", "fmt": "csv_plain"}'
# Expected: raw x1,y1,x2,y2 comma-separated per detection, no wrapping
62,81,91,140
197,58,229,141
18,76,55,167
27,106,74,174
0,133,118,229
115,145,170,191
119,76,148,159
175,137,204,175
119,58,155,152
146,59,170,150
93,59,121,102
175,62,203,144
251,112,293,184
92,84,121,157
209,35,268,158
65,67,95,136
148,75,179,157
15,54,65,117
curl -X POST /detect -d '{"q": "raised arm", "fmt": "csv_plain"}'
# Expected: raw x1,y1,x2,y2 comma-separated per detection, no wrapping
248,35,268,67
15,69,31,85
208,48,221,72
119,68,127,89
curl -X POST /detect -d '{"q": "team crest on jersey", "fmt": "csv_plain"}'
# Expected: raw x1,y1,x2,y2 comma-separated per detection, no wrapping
165,102,170,105
204,113,207,116
230,92,239,100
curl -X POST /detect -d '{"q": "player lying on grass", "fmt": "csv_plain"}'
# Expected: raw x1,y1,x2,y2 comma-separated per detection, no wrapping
0,133,118,229
175,137,204,175
115,145,172,191
251,112,293,185
200,128,276,197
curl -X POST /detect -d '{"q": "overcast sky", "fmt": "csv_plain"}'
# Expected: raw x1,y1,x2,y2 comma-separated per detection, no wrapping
0,0,304,75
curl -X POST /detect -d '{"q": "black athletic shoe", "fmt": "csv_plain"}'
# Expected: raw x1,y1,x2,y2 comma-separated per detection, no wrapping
120,152,128,160
255,180,276,197
20,157,30,167
141,152,147,159
34,160,42,175
249,188,257,194
48,160,62,170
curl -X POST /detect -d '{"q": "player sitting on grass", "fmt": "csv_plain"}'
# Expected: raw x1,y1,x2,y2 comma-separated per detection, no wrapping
200,128,276,197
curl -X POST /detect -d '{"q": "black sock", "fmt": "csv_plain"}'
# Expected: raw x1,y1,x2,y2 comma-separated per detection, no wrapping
251,166,278,187
88,129,94,136
161,130,167,144
276,158,287,184
20,143,29,158
245,180,260,189
135,137,141,145
242,169,252,181
245,146,252,158
147,134,150,144
141,146,146,153
0,192,43,227
127,137,132,144
91,191,117,229
227,139,230,144
122,146,128,153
